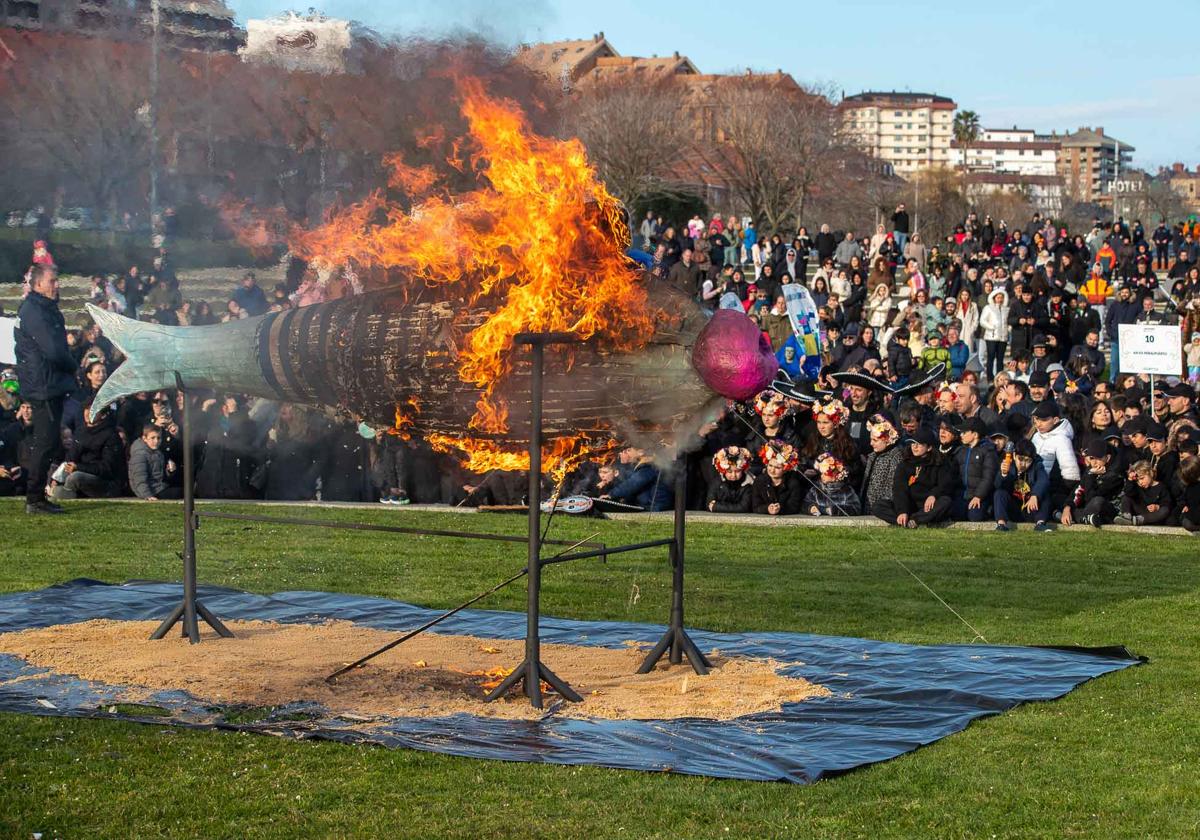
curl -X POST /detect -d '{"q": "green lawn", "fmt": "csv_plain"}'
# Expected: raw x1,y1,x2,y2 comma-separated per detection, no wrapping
1,499,1198,839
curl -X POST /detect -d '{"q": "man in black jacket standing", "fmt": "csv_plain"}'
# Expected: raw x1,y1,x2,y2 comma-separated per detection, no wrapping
15,264,74,513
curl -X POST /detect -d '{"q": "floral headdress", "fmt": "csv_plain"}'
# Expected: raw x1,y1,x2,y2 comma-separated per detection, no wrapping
712,446,753,478
759,441,799,472
867,413,900,447
754,389,788,420
814,453,848,482
812,397,847,426
935,383,957,404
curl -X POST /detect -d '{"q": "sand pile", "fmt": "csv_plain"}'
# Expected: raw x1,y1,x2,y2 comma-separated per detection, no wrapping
0,619,827,721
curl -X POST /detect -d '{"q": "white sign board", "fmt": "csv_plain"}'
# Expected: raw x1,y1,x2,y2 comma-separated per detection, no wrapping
1118,324,1182,375
0,316,16,366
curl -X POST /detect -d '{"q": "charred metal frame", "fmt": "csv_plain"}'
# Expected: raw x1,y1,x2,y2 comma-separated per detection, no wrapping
150,335,708,706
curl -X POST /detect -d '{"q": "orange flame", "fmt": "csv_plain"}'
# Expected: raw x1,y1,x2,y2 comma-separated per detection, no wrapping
290,75,658,467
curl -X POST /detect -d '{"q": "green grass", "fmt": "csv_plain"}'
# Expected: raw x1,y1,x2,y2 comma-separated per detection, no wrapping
1,499,1198,839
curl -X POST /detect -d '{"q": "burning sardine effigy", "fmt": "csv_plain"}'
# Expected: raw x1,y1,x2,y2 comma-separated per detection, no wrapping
87,285,777,462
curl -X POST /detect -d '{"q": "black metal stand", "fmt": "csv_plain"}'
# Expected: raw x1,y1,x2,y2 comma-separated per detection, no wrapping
150,373,234,644
637,467,711,675
484,334,583,709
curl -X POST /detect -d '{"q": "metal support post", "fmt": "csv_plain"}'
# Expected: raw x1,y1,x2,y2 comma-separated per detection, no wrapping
638,465,711,675
150,373,234,643
485,335,582,708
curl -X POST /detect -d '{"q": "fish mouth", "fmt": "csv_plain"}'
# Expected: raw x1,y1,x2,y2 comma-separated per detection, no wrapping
690,309,779,402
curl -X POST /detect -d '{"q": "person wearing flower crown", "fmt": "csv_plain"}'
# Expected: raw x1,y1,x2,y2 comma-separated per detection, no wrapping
752,440,803,516
706,445,754,513
804,452,862,516
752,389,800,450
800,396,863,490
861,412,905,522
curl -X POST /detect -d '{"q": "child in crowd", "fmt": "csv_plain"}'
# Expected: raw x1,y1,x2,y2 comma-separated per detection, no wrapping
1188,333,1200,386
752,441,803,516
920,331,950,372
1116,460,1172,526
706,446,754,513
803,453,861,516
994,438,1049,530
887,327,913,386
1062,439,1124,527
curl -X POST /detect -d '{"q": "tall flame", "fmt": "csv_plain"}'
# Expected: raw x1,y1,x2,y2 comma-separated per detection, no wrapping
290,75,658,472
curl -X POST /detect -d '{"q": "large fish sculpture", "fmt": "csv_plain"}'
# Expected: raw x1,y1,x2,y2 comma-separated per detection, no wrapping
88,279,778,451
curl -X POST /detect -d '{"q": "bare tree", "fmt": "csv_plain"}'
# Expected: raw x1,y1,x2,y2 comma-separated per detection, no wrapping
562,76,693,212
713,77,846,233
0,32,152,224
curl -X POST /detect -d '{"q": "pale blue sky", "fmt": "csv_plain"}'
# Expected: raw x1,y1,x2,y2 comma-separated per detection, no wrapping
231,0,1200,169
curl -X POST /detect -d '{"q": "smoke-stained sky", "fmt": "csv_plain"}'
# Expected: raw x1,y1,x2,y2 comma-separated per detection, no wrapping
230,0,1200,171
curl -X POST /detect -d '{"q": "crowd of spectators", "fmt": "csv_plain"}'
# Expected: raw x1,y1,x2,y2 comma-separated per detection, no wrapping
5,209,1200,531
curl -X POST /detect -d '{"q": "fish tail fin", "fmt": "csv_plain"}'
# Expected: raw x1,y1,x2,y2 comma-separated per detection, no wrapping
87,304,178,409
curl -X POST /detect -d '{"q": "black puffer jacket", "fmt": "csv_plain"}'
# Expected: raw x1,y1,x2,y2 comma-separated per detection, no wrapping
892,451,955,515
70,412,125,484
706,477,753,513
15,292,75,400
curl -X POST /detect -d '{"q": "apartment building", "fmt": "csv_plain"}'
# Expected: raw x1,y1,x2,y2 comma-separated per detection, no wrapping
839,91,956,176
949,128,1059,176
1055,126,1134,204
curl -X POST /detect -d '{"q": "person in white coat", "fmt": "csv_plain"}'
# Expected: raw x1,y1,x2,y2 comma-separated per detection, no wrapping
1030,401,1080,522
865,283,894,331
978,289,1009,381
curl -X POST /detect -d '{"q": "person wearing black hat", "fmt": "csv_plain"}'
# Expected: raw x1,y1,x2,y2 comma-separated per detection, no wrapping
1144,421,1179,491
1029,334,1052,376
1165,382,1198,426
1123,415,1150,460
1027,371,1053,406
952,416,998,522
1061,438,1125,527
1031,399,1081,524
937,413,962,460
835,322,870,372
1008,285,1046,357
890,426,954,528
995,438,1050,530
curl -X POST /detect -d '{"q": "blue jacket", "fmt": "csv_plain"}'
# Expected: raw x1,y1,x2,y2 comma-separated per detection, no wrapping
232,284,269,317
15,291,75,400
994,455,1050,504
947,340,970,379
608,462,674,511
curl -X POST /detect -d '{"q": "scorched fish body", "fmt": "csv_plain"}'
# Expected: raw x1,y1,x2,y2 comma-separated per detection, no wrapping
88,281,778,448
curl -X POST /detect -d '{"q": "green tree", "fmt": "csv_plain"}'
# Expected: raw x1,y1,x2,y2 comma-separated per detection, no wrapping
952,110,982,173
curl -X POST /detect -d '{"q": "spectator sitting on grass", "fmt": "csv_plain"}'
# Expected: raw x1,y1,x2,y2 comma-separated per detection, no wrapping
1060,438,1123,528
1116,459,1171,526
602,447,672,511
1177,456,1200,531
49,400,123,500
890,427,954,529
706,446,753,513
752,441,802,516
804,453,861,516
128,423,180,501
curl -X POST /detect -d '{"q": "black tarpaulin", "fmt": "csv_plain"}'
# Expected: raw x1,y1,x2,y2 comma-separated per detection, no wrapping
0,580,1141,783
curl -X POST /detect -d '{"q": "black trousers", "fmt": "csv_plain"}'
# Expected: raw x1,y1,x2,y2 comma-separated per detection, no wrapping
26,396,64,504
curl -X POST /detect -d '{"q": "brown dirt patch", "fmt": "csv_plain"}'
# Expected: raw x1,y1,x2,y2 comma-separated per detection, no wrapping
0,619,827,721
